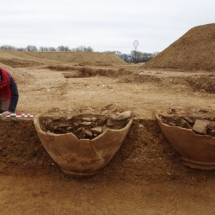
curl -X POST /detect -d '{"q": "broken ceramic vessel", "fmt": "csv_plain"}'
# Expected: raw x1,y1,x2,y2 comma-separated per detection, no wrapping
34,112,133,176
156,114,215,170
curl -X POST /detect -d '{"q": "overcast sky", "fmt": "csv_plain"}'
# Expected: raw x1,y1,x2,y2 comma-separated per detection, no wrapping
0,0,214,54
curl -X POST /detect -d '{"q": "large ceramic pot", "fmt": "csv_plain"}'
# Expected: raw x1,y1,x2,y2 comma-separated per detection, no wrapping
34,113,133,176
156,114,215,170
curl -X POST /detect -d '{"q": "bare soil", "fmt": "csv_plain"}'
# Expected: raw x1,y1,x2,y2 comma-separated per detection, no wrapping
143,23,215,71
1,29,215,215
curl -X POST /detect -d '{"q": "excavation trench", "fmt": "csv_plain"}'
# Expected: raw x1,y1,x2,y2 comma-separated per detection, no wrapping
1,117,215,183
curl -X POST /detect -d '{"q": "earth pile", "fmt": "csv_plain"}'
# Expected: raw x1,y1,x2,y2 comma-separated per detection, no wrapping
143,23,215,71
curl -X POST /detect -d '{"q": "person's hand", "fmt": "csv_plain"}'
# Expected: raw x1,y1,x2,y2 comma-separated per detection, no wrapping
1,111,11,118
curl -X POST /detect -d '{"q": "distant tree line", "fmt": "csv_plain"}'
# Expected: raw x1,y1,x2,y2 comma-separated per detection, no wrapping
0,44,159,63
0,45,93,52
113,51,159,63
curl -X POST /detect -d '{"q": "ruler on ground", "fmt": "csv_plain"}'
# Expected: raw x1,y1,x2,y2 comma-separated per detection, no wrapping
0,113,34,118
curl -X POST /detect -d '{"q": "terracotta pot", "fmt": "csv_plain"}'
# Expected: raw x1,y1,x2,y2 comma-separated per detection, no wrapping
156,114,215,170
34,113,133,176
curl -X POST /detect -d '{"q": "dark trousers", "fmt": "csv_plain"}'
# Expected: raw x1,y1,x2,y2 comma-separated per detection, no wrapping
0,98,10,113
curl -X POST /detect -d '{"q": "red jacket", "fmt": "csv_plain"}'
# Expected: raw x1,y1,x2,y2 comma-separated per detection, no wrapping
0,68,19,112
0,69,11,100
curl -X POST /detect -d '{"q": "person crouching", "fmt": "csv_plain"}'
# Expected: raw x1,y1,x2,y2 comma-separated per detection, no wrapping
0,68,19,118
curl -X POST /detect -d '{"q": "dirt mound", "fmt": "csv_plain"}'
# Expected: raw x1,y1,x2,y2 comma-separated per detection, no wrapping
0,51,127,68
0,58,43,68
0,50,49,68
26,52,127,66
143,23,215,71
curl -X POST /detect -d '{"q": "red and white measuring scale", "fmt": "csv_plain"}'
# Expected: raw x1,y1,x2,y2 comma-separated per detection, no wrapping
0,113,34,118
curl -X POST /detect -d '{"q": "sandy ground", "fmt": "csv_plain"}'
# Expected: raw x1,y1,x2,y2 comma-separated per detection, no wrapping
16,68,215,118
1,58,215,214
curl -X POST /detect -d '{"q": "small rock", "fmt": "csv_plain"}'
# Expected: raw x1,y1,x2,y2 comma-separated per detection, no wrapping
82,121,92,126
74,122,79,127
104,104,114,109
183,117,194,125
181,119,192,129
102,124,108,132
58,123,71,128
192,119,209,134
207,128,215,135
169,122,176,126
90,126,103,134
77,127,84,131
198,109,208,113
67,127,72,131
101,110,108,114
208,121,215,127
106,118,114,127
114,111,131,120
81,108,94,114
82,117,92,121
91,117,97,122
84,129,93,137
167,108,176,114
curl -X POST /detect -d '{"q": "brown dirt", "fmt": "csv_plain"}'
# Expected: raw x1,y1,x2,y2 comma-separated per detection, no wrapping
143,23,215,71
1,45,215,215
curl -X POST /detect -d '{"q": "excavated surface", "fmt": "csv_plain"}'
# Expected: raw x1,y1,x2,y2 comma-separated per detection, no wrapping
1,29,215,214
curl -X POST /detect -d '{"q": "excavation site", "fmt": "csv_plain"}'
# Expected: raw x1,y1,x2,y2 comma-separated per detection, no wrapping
0,23,215,215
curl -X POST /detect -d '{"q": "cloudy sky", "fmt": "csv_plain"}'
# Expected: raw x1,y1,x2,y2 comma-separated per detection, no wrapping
0,0,214,54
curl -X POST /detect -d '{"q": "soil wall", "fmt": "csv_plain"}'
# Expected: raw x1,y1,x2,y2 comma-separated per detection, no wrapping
1,118,215,184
